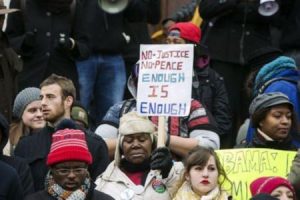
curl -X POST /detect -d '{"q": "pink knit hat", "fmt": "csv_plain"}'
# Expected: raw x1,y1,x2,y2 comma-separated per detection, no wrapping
47,128,92,166
250,176,296,198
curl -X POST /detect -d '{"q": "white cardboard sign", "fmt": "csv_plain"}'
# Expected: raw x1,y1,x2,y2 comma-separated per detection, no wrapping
137,44,193,116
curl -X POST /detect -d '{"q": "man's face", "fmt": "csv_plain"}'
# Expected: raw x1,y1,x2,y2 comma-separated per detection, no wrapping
166,29,186,44
40,84,71,124
51,161,88,191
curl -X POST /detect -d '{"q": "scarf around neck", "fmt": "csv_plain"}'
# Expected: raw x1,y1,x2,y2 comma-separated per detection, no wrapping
45,172,90,200
174,181,230,200
120,158,151,173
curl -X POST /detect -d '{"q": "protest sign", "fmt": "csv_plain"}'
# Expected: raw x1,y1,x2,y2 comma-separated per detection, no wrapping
137,44,194,117
216,148,296,200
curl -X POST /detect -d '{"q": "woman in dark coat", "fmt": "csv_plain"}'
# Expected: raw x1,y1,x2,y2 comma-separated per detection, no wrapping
5,0,89,92
238,92,298,150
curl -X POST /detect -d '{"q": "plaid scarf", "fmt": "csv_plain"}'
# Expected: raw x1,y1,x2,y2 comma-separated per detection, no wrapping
45,172,90,200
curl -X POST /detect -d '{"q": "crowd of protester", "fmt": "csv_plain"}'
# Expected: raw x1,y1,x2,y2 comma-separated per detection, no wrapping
0,0,299,199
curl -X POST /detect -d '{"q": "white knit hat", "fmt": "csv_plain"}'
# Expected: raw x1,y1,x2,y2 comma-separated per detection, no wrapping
114,111,156,166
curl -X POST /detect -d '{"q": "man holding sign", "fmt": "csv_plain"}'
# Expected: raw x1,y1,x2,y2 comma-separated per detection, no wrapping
96,52,220,160
166,22,232,147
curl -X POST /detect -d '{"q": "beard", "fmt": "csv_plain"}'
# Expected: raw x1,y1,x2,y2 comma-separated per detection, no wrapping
44,104,66,124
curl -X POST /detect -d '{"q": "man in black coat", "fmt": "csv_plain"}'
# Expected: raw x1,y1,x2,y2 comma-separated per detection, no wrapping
166,22,232,144
14,74,110,191
24,119,114,200
0,112,34,197
199,0,280,143
5,0,89,93
76,0,158,129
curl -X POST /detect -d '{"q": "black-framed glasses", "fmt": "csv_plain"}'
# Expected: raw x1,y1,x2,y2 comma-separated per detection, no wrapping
53,167,87,176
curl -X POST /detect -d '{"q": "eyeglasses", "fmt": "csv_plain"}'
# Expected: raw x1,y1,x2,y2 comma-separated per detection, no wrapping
53,167,87,176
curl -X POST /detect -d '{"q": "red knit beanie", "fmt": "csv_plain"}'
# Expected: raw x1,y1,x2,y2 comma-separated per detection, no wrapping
168,22,201,44
47,128,92,166
250,176,296,198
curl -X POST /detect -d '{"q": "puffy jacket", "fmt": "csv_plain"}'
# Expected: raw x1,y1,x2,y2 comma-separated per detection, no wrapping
95,161,184,200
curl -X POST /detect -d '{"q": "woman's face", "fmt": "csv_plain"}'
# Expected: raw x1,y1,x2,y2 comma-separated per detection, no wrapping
186,155,219,196
122,133,152,164
271,186,294,200
259,104,292,141
22,100,46,130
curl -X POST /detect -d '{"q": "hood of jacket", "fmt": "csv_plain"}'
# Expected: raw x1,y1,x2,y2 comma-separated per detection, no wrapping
253,56,298,96
127,74,137,99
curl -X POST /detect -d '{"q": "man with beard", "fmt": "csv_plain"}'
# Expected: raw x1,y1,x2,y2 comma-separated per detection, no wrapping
14,74,109,191
5,0,89,93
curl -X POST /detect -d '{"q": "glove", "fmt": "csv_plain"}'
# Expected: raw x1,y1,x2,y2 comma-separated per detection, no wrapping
57,33,76,50
150,147,173,178
23,29,37,47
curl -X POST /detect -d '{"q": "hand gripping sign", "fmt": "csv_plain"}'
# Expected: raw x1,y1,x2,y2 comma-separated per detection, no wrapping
137,44,194,180
137,44,194,118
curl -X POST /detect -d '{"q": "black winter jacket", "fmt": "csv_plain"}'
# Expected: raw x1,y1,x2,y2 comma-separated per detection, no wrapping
14,124,110,191
81,0,152,54
192,66,232,135
24,183,114,200
199,0,278,64
0,160,24,200
279,0,300,50
0,113,34,197
6,0,89,91
122,0,161,63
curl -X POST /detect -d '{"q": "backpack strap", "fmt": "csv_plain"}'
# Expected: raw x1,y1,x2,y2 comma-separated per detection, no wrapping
258,77,299,94
119,98,136,118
